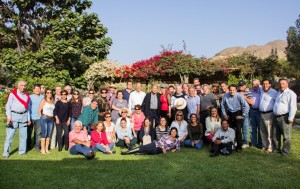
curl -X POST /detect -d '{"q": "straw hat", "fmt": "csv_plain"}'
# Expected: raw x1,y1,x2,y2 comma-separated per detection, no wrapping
119,107,130,116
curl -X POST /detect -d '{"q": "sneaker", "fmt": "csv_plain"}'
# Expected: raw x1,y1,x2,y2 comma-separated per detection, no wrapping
242,144,249,148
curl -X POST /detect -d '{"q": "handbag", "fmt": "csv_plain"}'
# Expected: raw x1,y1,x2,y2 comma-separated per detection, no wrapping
142,135,152,145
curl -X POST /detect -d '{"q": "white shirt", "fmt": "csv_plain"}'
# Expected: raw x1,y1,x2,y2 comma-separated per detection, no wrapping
128,91,146,113
205,117,221,136
170,120,188,140
273,88,297,121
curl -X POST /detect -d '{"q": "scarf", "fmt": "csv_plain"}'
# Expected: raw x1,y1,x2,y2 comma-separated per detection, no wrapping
11,88,30,109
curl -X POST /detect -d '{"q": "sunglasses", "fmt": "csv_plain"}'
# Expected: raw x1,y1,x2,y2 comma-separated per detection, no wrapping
101,91,107,94
73,93,78,95
61,93,67,96
177,115,183,117
46,91,52,94
191,117,197,118
135,108,141,110
105,116,111,118
122,112,127,113
89,92,94,94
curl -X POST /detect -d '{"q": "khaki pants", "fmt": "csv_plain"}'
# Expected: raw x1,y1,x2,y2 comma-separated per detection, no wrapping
260,112,273,151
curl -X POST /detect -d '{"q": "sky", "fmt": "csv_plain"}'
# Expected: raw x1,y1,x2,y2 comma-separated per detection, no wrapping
88,0,300,65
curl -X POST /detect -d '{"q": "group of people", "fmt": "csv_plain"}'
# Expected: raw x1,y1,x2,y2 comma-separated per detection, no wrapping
3,77,297,159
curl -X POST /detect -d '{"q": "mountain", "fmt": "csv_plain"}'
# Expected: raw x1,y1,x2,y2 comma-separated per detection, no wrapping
213,40,287,60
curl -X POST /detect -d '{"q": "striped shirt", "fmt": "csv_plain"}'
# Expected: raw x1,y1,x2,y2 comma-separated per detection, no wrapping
156,134,180,151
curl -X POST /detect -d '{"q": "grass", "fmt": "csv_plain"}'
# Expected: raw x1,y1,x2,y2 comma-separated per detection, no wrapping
0,123,300,189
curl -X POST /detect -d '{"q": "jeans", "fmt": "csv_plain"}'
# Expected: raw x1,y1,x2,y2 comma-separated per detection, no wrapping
27,119,41,150
3,122,27,157
70,117,78,131
93,142,114,153
116,138,137,148
273,114,292,154
184,139,203,150
149,109,159,128
249,109,262,147
242,114,249,145
70,144,92,157
139,142,163,154
40,116,54,138
56,122,70,149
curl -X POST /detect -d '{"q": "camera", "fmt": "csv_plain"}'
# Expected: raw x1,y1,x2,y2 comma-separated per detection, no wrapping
6,122,14,129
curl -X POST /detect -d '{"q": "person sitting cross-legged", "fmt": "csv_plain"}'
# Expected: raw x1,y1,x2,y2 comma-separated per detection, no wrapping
69,120,95,160
184,113,204,150
210,119,235,157
121,127,180,155
116,118,137,150
90,121,115,154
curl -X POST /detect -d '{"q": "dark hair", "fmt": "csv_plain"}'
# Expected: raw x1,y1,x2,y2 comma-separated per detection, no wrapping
33,84,41,89
134,104,141,110
262,79,272,85
88,89,94,93
91,98,98,103
104,112,111,117
193,78,199,82
220,81,228,86
221,119,229,125
189,113,198,121
100,88,107,93
44,88,54,103
127,80,133,84
168,85,175,89
142,117,152,127
116,90,123,96
71,90,82,104
61,90,68,95
229,84,237,90
120,118,127,123
169,127,179,138
278,78,288,83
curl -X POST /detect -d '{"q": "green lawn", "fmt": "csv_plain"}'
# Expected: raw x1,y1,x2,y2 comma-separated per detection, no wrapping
0,123,300,189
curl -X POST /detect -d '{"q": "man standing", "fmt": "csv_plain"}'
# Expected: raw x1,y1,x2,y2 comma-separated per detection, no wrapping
128,82,146,114
249,80,262,148
170,85,188,121
238,80,254,148
28,84,44,151
193,78,200,87
273,78,297,155
64,85,72,101
200,84,217,130
122,81,134,102
185,87,200,120
107,84,117,107
3,81,31,158
142,85,161,127
221,84,249,152
259,79,278,153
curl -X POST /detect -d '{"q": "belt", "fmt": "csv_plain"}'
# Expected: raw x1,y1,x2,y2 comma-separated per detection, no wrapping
43,114,54,119
260,110,273,114
11,110,27,114
274,113,288,117
250,108,259,111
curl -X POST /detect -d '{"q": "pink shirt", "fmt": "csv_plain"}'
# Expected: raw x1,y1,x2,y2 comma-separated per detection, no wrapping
91,130,109,147
132,113,145,131
160,94,169,111
69,130,88,148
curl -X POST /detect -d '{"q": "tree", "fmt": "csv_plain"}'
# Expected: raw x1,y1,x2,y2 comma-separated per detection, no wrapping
0,0,112,88
286,14,300,78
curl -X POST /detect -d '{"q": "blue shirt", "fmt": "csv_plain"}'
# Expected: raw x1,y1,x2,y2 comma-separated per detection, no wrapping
221,92,249,117
116,126,134,141
250,88,261,109
273,88,297,121
29,94,44,120
185,95,200,118
122,89,134,102
259,88,277,112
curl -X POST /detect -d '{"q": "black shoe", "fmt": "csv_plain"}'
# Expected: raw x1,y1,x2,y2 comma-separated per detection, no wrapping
121,151,128,155
65,146,69,151
86,151,95,160
236,148,242,152
112,150,116,154
58,147,62,151
209,152,219,157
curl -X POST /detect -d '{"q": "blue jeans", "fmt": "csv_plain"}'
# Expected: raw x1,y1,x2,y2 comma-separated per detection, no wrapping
40,116,54,138
184,139,204,150
242,114,249,145
93,142,114,153
250,109,262,148
3,122,27,157
70,117,78,131
69,144,92,157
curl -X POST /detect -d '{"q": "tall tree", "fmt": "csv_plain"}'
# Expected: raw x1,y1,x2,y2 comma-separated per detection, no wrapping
0,0,112,87
286,14,300,78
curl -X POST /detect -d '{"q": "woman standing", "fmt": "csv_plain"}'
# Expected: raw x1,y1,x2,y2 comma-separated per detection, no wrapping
91,121,115,154
111,91,128,124
97,88,110,121
70,90,82,131
170,111,188,146
121,127,180,155
160,84,171,123
205,107,221,142
184,114,204,150
38,89,55,154
54,90,71,151
138,118,156,145
155,117,169,141
103,112,116,144
131,105,145,141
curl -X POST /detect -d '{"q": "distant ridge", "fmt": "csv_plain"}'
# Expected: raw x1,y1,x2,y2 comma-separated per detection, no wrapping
213,40,287,60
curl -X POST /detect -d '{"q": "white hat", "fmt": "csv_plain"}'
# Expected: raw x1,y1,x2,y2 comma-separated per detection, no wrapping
174,97,187,110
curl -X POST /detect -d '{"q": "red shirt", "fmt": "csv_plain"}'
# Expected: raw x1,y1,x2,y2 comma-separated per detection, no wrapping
91,130,109,147
160,94,169,111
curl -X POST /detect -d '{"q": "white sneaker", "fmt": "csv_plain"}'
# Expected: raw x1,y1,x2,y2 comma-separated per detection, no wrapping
242,144,249,148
